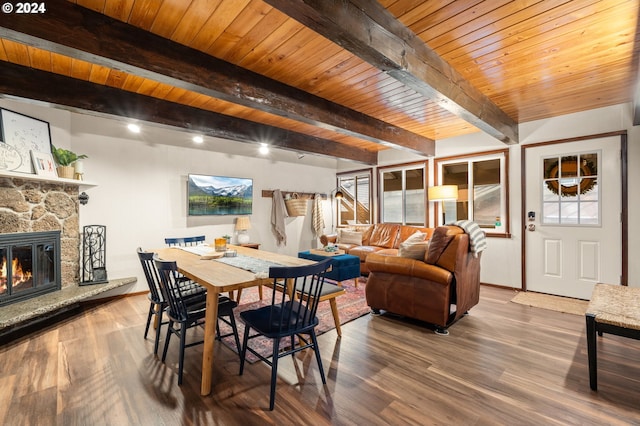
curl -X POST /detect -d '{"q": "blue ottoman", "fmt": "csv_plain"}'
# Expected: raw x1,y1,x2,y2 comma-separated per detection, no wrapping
298,250,361,286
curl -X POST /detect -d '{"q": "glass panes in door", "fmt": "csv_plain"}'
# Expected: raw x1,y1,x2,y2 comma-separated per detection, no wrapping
542,152,599,225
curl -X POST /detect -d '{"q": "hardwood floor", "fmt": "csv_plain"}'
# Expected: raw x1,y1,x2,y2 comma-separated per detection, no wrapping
1,285,639,425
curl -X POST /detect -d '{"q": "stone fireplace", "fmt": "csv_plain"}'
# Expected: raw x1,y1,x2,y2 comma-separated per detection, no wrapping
0,177,80,293
0,174,136,332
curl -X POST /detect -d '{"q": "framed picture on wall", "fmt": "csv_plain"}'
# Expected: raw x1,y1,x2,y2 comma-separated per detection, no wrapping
0,108,53,174
30,150,57,177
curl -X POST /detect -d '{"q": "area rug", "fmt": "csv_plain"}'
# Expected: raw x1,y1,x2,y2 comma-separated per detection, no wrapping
511,291,589,316
217,277,369,362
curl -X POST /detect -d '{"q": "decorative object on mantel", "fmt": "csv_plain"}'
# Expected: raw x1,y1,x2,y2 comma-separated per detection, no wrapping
74,159,85,180
235,216,252,244
284,192,308,216
0,143,21,171
51,145,88,180
80,225,108,285
0,108,52,174
30,150,57,177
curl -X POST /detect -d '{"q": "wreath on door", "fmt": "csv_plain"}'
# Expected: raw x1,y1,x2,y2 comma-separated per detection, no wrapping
545,156,597,197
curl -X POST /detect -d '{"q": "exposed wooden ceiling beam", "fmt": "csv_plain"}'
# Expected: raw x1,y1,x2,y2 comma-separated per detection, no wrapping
0,62,377,165
0,0,434,156
264,0,519,145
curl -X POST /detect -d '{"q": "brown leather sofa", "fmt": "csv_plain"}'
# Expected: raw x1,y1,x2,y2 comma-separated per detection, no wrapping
320,223,434,274
364,225,481,334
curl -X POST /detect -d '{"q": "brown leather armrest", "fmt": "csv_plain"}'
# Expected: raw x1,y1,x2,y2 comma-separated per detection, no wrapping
365,253,452,285
320,233,338,246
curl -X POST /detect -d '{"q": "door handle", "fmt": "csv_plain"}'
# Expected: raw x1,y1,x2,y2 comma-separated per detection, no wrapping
528,224,536,232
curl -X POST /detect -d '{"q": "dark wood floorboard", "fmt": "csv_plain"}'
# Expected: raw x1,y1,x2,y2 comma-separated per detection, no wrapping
1,285,639,425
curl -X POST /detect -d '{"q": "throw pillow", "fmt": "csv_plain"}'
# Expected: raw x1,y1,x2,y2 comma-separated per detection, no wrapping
338,230,363,245
425,231,455,264
399,240,429,260
403,231,426,244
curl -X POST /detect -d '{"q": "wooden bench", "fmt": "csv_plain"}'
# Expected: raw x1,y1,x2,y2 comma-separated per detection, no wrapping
585,283,640,390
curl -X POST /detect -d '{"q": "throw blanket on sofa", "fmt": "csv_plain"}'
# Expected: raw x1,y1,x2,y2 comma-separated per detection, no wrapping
452,220,487,257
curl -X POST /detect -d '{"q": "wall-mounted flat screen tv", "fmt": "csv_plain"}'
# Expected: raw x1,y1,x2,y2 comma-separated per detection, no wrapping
187,174,253,216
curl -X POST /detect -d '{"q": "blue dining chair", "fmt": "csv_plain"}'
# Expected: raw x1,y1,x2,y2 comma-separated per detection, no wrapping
238,258,332,410
164,235,206,247
154,258,241,385
137,248,206,355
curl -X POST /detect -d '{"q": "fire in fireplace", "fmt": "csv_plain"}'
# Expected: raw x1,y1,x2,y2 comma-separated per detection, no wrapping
0,231,61,306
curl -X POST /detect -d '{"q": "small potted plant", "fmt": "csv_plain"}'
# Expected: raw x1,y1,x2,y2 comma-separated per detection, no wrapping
51,145,88,179
222,234,231,244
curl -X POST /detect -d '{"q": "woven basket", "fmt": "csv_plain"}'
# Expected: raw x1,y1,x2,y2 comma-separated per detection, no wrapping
57,165,75,179
285,193,308,216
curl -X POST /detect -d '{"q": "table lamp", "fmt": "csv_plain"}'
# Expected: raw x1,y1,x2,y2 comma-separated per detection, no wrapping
235,216,251,244
428,185,458,225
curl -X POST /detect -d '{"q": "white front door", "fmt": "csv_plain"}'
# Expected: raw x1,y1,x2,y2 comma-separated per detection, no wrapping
524,136,622,299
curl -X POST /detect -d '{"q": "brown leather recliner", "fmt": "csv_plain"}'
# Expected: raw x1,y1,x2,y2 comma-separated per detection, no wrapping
364,225,481,333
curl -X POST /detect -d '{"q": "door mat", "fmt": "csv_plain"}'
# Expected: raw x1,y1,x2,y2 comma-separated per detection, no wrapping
511,291,589,316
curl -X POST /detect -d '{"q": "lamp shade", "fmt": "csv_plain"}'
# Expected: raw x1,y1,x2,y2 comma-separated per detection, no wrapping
235,216,251,231
428,185,458,202
334,190,344,199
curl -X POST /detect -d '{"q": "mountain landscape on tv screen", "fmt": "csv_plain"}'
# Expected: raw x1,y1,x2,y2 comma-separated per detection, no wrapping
188,180,252,198
187,175,253,216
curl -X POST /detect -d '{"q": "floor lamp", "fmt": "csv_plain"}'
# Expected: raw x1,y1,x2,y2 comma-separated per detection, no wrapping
428,185,458,225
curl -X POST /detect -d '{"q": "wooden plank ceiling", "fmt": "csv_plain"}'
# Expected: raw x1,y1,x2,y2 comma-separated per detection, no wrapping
0,0,638,165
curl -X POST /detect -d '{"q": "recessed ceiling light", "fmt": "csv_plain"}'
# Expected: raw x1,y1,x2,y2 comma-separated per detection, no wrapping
127,123,141,133
192,135,204,143
259,143,269,155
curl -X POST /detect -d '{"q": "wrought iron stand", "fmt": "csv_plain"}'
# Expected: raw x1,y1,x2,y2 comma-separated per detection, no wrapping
80,225,108,285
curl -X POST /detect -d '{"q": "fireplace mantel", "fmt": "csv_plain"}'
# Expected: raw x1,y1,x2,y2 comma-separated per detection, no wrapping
0,170,97,189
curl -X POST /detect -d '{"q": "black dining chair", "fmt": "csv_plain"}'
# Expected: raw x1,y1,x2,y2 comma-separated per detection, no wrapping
137,248,206,355
164,235,206,247
154,258,241,385
164,236,209,285
238,258,332,410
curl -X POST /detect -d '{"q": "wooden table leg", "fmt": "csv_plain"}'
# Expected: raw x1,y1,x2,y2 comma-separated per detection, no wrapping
201,290,219,396
329,298,342,337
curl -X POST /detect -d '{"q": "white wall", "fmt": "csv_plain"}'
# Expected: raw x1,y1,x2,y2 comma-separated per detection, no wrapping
1,99,338,295
359,103,640,289
3,98,638,293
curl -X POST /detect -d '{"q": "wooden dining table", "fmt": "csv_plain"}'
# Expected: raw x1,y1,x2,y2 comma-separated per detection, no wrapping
154,244,313,396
